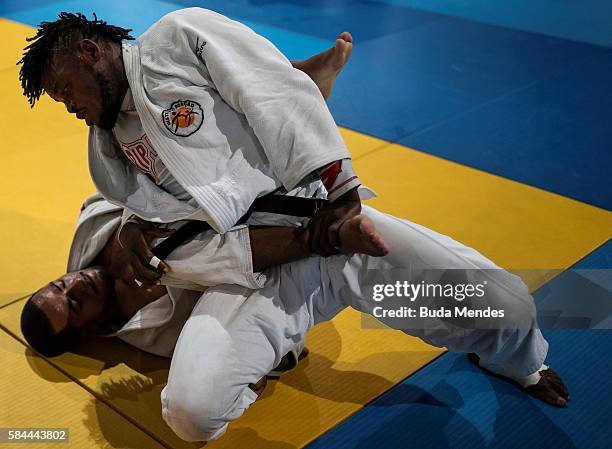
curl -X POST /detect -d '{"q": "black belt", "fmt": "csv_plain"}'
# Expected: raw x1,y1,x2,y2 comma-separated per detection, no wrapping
247,194,328,219
152,194,328,260
152,220,212,259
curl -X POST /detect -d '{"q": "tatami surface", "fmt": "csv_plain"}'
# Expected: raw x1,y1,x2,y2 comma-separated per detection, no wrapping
1,1,610,448
306,243,612,449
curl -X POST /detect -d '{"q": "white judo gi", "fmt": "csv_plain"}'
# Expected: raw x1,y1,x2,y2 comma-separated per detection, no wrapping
90,7,350,232
68,194,548,442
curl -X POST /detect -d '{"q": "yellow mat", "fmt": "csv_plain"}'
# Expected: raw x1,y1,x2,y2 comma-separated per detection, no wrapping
2,16,612,449
0,18,34,70
2,132,610,447
0,325,165,448
355,144,612,289
0,24,92,304
1,300,442,448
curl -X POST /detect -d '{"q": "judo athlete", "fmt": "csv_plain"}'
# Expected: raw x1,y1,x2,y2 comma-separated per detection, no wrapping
18,8,388,295
21,194,570,442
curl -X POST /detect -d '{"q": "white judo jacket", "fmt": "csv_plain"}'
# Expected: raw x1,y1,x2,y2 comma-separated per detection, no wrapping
89,7,350,232
67,193,265,357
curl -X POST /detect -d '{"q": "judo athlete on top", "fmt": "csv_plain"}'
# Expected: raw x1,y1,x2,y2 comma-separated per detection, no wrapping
22,194,569,442
18,8,388,296
17,5,389,376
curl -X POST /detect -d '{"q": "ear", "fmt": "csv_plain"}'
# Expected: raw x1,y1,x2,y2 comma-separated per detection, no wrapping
77,39,101,65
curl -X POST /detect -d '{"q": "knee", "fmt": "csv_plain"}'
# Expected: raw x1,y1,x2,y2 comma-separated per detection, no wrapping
161,377,259,442
161,383,227,441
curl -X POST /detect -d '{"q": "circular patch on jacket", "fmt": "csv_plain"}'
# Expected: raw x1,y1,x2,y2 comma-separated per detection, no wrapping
162,100,203,137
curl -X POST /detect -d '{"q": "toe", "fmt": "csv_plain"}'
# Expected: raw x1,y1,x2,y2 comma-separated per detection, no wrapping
526,377,568,407
550,378,569,400
335,39,348,55
553,396,567,407
542,369,570,400
339,31,353,43
372,234,390,255
333,39,350,64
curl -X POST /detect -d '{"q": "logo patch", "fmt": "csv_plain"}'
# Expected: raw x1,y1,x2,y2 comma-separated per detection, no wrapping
120,135,159,181
162,100,203,137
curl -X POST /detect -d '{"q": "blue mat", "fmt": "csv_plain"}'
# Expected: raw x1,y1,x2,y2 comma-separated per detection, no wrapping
306,243,612,449
306,330,611,449
376,0,612,47
574,240,612,270
403,51,612,210
324,16,611,210
327,17,604,138
5,1,611,209
171,0,441,42
2,0,331,60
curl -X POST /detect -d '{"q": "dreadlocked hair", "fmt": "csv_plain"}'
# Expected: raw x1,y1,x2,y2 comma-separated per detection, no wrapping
17,12,134,107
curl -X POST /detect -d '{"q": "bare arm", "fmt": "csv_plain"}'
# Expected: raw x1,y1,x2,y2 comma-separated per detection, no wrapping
94,225,313,275
249,226,312,272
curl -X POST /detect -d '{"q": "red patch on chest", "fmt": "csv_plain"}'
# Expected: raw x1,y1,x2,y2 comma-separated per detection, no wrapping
120,135,159,181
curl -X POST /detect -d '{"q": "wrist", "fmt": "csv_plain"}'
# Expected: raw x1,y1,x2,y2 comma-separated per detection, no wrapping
336,186,360,203
297,227,312,256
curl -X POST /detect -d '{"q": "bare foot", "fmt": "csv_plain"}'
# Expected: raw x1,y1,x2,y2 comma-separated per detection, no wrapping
338,214,390,257
467,353,570,407
292,32,353,99
526,368,570,407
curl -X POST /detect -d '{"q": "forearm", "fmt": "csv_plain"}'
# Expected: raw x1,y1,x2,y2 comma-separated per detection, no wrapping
91,230,118,270
96,224,314,280
249,226,312,272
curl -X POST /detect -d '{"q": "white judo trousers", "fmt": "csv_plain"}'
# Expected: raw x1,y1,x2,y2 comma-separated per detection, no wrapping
160,204,548,441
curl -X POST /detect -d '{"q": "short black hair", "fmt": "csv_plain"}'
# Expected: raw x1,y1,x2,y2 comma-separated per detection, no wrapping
20,295,82,357
17,11,134,107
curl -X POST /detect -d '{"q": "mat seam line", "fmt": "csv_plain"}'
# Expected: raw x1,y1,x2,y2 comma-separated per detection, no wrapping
341,125,612,213
300,349,448,448
2,240,608,449
530,237,612,296
1,8,609,448
0,293,32,309
374,0,612,50
4,16,610,210
301,236,611,447
352,142,394,161
0,322,173,449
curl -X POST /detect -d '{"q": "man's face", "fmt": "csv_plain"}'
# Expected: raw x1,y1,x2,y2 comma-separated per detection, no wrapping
33,267,113,334
41,41,122,129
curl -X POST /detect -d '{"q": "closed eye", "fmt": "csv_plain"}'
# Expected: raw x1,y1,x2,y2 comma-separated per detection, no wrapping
67,295,80,313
